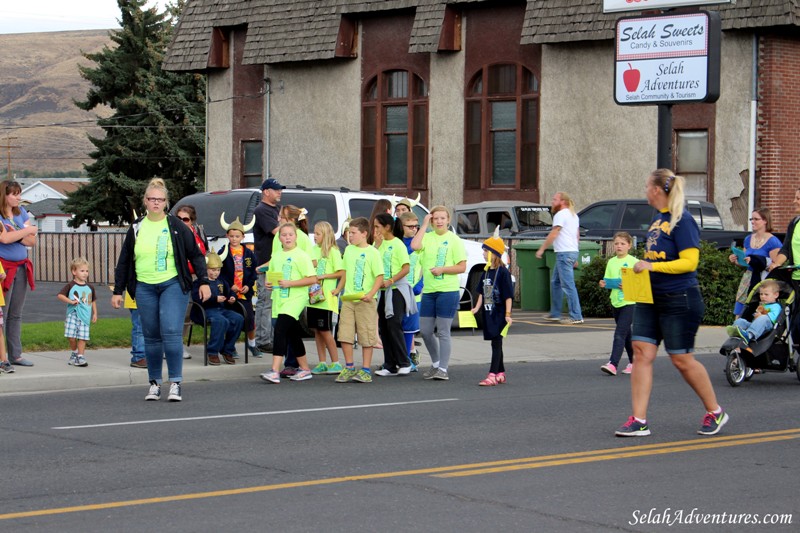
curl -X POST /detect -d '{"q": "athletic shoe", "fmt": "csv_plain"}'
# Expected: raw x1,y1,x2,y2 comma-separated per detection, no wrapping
75,354,88,367
560,318,584,325
207,354,221,366
130,359,147,369
335,367,357,383
222,354,236,365
622,363,633,375
325,362,344,374
725,325,737,338
600,362,617,376
279,367,298,378
397,365,412,375
311,362,329,374
68,353,79,366
410,352,420,366
257,344,273,354
734,326,751,342
10,357,33,367
615,416,650,437
0,360,15,373
431,368,449,380
375,368,397,377
183,350,192,359
290,369,313,381
697,408,729,436
543,316,561,322
352,369,373,383
410,363,418,372
422,366,439,379
249,345,263,358
145,381,161,401
227,350,240,360
260,371,280,384
168,382,182,402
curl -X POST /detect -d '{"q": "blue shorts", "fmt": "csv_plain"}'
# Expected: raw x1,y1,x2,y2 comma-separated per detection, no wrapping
632,285,705,355
402,311,420,333
420,291,460,320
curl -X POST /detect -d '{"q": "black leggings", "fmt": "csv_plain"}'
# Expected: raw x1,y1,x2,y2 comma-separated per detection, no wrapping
273,314,306,359
490,336,505,374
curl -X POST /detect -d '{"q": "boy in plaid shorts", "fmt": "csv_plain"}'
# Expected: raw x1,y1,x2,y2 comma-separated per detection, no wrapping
57,258,98,367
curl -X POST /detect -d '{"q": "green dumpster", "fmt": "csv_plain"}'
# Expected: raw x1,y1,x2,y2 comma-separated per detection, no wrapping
513,240,550,311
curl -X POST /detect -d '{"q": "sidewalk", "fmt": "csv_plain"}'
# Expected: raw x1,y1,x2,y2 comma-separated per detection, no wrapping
0,324,726,395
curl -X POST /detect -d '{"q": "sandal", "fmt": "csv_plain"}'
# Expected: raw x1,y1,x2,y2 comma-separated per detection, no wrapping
496,372,506,384
479,373,497,386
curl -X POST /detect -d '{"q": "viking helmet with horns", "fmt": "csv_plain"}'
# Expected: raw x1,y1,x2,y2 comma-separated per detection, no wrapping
220,212,256,234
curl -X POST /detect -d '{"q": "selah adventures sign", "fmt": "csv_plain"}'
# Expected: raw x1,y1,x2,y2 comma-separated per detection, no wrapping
614,11,720,105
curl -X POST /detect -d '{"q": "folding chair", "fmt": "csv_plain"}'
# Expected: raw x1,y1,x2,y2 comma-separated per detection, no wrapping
185,300,250,366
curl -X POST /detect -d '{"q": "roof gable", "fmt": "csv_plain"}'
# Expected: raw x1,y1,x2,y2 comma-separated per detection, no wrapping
164,0,800,71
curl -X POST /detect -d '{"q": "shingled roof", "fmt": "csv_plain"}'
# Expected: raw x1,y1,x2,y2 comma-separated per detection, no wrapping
164,0,800,71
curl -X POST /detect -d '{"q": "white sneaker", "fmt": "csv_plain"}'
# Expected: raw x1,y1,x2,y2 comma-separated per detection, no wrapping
260,371,280,384
168,382,182,402
145,382,161,401
622,363,633,375
375,368,396,377
183,350,192,359
397,365,412,375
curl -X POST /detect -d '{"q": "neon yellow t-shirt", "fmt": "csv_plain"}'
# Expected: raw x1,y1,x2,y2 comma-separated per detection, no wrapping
378,237,410,289
268,246,315,319
342,244,383,299
309,245,343,312
417,230,466,293
603,254,638,308
272,228,313,256
135,217,178,284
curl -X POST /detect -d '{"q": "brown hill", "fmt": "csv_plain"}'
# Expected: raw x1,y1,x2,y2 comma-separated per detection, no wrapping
0,30,113,177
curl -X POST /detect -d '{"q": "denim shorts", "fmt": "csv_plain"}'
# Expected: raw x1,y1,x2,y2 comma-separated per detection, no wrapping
632,285,705,354
420,291,460,319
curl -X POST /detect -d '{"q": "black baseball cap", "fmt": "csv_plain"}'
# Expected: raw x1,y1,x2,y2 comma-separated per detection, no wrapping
261,178,285,190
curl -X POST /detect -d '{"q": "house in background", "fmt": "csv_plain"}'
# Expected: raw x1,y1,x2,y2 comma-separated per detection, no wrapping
163,0,800,230
20,179,88,205
25,198,91,232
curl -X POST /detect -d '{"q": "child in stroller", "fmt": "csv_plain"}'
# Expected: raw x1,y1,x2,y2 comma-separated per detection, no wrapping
720,278,799,386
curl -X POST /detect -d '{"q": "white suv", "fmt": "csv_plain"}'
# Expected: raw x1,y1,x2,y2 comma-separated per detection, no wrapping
173,186,491,309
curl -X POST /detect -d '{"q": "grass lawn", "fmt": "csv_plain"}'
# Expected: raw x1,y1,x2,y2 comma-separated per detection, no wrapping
21,319,210,352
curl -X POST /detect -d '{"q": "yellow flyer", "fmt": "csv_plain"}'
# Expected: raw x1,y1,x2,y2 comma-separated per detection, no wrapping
267,272,283,285
341,292,366,301
620,267,653,304
458,310,478,328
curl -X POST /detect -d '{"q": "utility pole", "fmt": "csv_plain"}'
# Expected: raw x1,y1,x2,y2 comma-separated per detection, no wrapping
0,137,20,180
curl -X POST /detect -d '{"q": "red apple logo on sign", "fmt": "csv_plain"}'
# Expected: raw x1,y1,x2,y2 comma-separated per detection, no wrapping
623,63,640,92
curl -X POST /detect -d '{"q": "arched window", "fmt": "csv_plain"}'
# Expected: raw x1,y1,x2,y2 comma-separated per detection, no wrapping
465,63,539,190
362,69,428,190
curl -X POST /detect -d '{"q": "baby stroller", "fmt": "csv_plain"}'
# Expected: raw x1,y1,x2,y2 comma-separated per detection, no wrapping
719,279,800,386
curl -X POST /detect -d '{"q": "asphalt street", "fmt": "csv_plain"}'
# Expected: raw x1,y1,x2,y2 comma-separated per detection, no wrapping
1,357,797,532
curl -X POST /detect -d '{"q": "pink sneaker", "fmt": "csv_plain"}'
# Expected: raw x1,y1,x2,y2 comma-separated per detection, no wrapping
600,362,617,376
622,363,633,375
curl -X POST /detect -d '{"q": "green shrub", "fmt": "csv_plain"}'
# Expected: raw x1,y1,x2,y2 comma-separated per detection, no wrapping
576,240,741,325
576,255,613,317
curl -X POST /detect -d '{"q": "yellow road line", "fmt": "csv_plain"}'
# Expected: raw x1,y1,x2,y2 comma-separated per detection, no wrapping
2,428,797,521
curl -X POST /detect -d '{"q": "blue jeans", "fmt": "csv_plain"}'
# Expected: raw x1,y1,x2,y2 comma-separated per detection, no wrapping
549,251,583,320
734,315,774,341
610,305,634,367
136,278,190,384
130,309,145,363
207,308,245,355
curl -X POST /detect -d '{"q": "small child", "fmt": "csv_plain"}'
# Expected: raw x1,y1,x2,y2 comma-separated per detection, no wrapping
727,279,782,344
471,229,513,386
599,232,637,376
0,263,13,374
259,222,317,383
219,216,258,358
399,211,423,368
335,217,384,384
56,257,97,367
309,221,345,375
192,251,245,365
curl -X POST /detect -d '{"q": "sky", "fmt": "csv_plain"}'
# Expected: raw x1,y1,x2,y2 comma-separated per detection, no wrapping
0,1,171,34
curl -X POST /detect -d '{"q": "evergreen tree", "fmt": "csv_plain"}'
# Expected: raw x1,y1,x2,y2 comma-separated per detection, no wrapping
63,0,205,227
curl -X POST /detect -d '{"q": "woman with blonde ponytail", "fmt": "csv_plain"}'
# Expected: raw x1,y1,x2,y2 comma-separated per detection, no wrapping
615,169,729,438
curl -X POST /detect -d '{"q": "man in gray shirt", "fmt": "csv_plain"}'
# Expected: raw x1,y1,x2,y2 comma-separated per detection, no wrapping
253,178,284,352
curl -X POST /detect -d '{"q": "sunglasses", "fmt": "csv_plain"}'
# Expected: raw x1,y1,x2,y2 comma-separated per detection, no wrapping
179,216,192,222
404,224,420,229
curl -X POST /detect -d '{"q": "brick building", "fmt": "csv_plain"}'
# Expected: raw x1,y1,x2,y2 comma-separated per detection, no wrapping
163,0,800,230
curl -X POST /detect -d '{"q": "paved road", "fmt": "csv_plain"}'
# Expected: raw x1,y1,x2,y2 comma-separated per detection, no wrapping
1,357,797,531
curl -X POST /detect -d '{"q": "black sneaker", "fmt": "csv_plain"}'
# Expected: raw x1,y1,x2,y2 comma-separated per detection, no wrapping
168,382,182,402
145,381,161,401
615,416,651,437
697,409,728,435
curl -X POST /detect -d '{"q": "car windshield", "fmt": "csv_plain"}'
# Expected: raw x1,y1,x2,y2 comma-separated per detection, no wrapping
515,206,553,231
